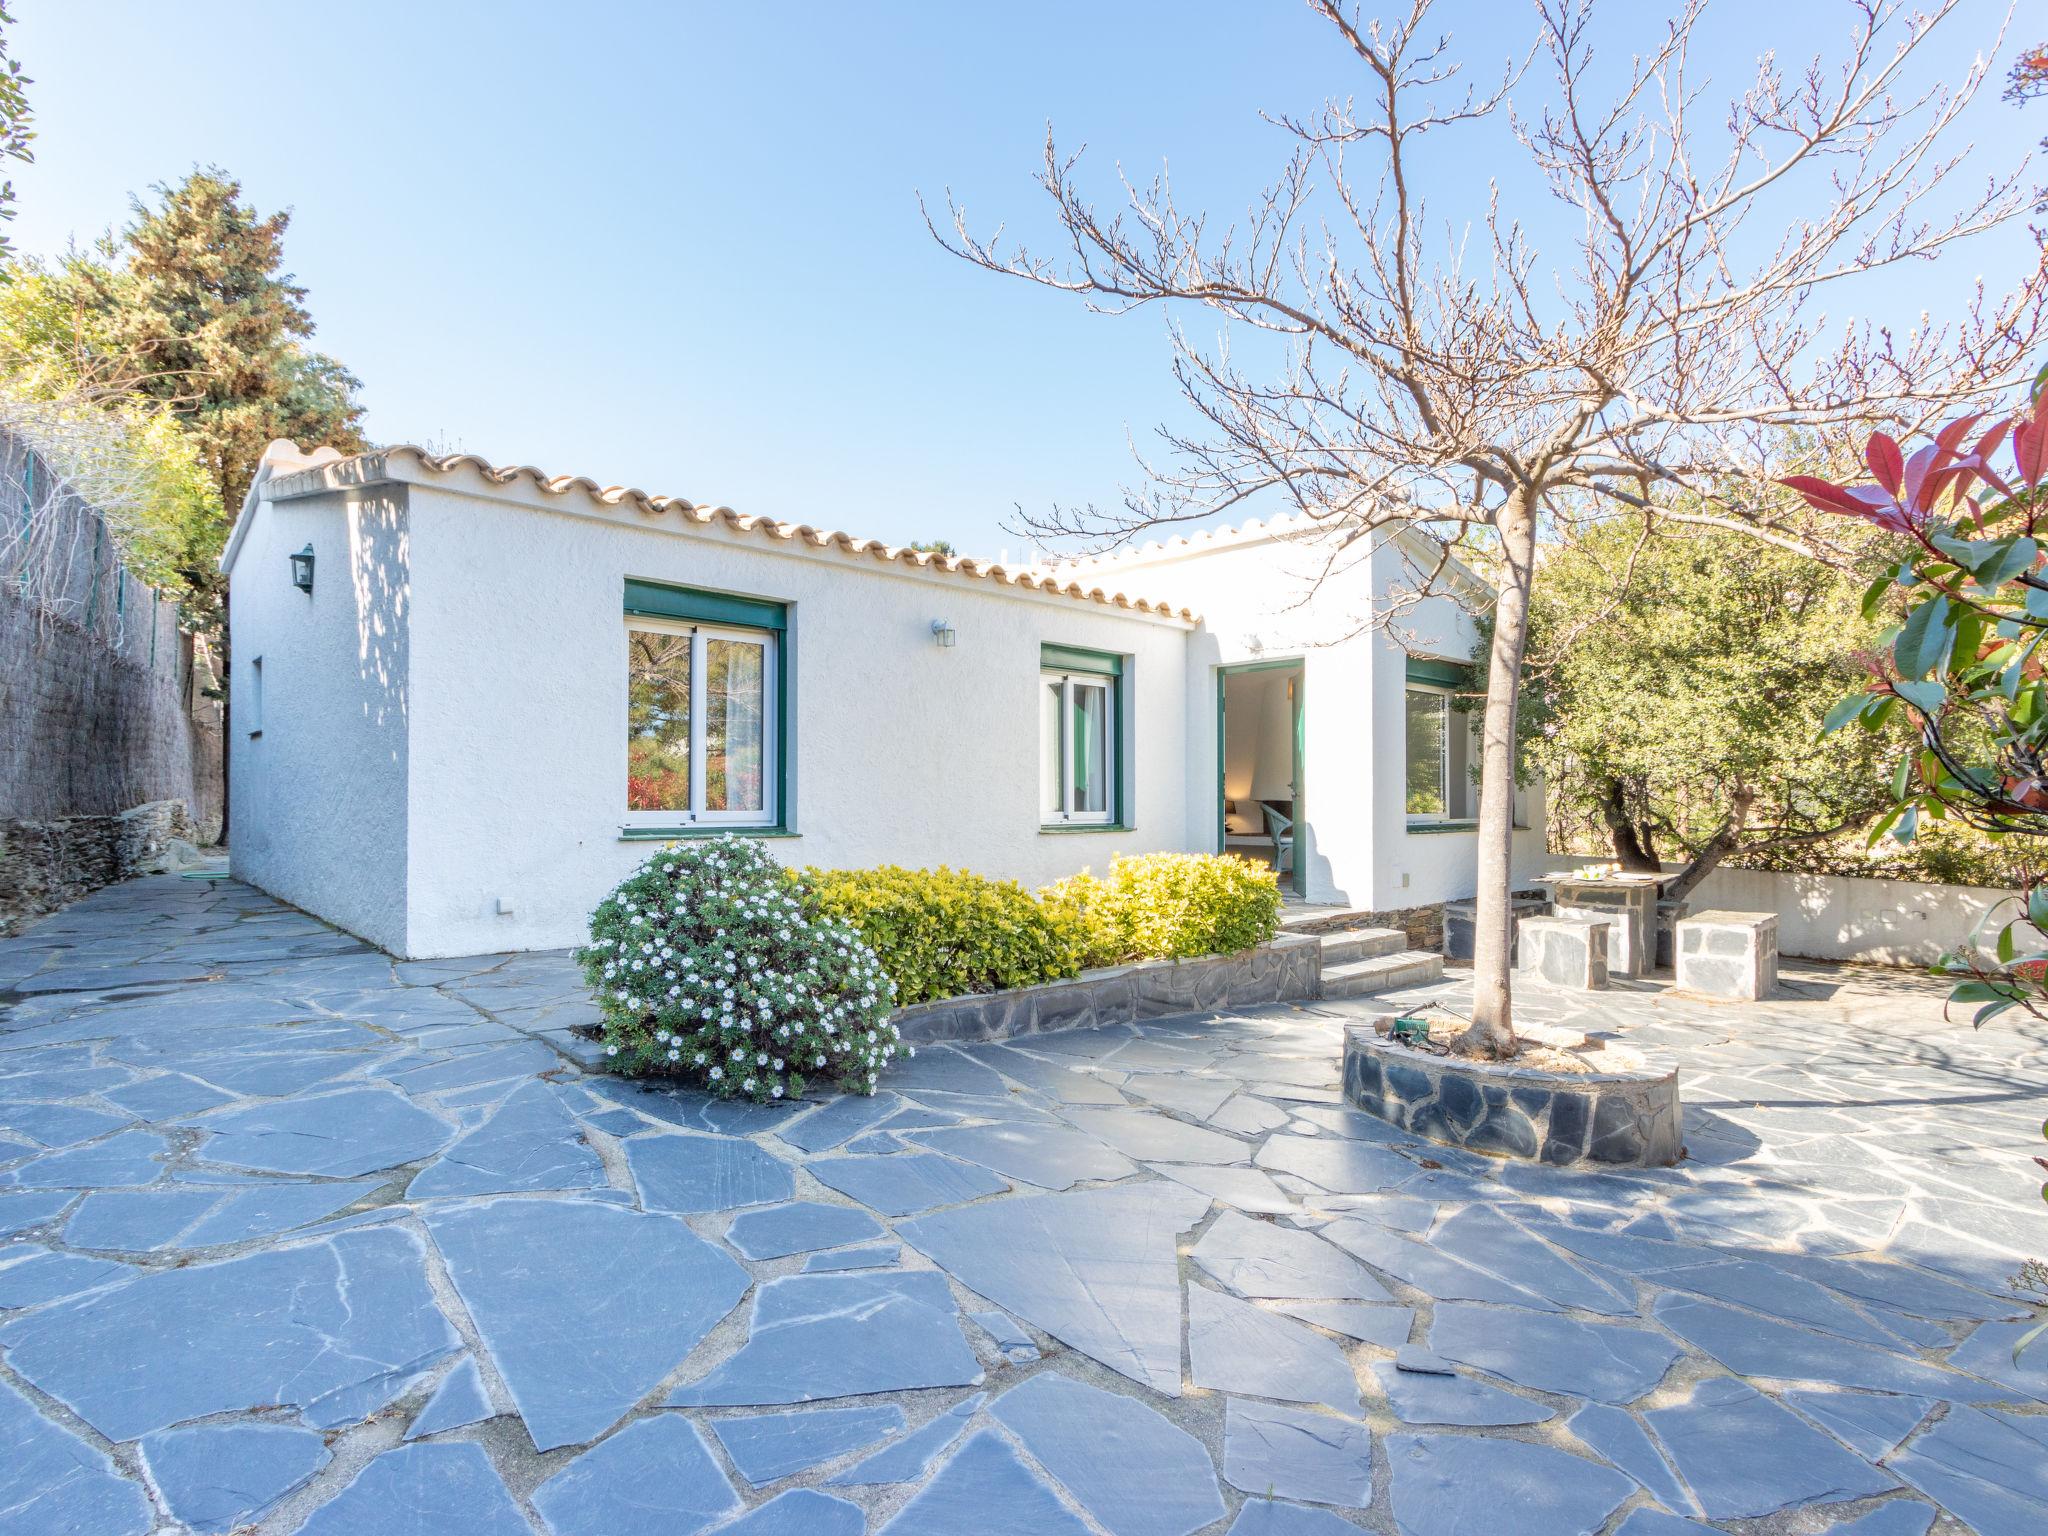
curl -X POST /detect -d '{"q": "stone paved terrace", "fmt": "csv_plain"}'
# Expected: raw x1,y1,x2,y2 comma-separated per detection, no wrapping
3,876,2048,1536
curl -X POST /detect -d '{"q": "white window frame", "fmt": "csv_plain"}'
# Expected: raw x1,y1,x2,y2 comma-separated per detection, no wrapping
1041,668,1118,826
624,617,779,829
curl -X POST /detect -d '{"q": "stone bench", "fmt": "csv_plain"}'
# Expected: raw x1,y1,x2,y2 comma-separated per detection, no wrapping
1517,915,1609,990
1675,910,1778,1000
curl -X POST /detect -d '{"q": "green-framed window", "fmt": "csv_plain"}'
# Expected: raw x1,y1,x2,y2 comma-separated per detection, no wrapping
1041,644,1125,827
1404,655,1477,825
625,581,787,831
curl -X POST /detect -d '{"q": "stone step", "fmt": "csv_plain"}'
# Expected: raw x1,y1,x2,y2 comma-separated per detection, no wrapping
1320,950,1444,998
1316,927,1406,966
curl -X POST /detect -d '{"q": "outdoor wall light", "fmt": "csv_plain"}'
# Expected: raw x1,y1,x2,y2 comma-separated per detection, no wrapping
289,544,315,594
930,618,957,649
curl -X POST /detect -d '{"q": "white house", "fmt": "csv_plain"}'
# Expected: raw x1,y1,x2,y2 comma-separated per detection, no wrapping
222,440,1545,959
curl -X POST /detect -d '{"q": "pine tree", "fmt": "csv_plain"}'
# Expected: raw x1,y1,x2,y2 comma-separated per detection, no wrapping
94,168,365,601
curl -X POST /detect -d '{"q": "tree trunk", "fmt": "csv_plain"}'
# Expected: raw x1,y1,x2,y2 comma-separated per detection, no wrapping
1457,486,1541,1059
1598,777,1660,872
1660,785,1756,904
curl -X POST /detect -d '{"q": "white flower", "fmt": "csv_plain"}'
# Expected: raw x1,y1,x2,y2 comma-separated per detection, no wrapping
605,1044,619,1057
667,1048,681,1061
770,1084,784,1099
709,1066,723,1080
743,1077,757,1092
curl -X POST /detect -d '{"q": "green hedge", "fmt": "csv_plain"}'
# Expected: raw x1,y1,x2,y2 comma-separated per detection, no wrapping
810,852,1283,1006
1048,852,1284,963
805,865,1092,1006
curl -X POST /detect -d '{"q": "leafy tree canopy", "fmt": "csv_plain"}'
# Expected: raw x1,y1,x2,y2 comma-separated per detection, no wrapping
1521,513,2030,894
0,252,219,593
0,2,32,261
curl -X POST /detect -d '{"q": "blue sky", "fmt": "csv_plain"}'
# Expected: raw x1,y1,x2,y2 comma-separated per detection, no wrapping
11,2,2042,556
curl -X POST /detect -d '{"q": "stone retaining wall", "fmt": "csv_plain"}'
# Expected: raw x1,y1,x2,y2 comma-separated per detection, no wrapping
1288,901,1444,949
1342,1019,1682,1167
894,933,1323,1045
0,800,203,935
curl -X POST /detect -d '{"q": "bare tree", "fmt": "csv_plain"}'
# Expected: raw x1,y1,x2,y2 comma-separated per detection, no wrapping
930,0,2048,1055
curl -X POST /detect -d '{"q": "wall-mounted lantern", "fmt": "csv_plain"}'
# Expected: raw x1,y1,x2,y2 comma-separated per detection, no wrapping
930,618,957,649
289,544,316,594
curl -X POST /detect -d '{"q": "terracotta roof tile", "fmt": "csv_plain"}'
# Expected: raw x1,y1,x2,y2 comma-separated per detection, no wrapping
257,443,1199,623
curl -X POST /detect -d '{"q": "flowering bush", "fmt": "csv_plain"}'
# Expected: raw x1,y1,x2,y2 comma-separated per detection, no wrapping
577,835,903,1100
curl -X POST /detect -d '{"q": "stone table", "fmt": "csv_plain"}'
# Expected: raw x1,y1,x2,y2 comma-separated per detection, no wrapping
1533,872,1667,977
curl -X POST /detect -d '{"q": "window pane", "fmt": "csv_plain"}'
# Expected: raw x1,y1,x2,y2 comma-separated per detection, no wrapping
627,628,691,811
1042,677,1064,817
1405,688,1446,818
1072,680,1108,814
706,636,767,812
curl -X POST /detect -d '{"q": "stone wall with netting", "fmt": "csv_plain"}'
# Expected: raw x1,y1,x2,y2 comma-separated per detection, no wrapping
0,426,221,929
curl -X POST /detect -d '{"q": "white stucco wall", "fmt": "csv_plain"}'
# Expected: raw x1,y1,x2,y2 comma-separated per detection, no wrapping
1672,865,2042,966
1069,522,1546,909
226,484,411,952
394,473,1194,956
1364,536,1548,912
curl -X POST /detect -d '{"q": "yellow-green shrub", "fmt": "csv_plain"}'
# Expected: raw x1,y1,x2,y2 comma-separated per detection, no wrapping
1064,852,1284,961
804,865,1090,1006
1037,871,1126,970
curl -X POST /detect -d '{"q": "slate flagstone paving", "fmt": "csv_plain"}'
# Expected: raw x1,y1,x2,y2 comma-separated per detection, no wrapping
3,873,2048,1533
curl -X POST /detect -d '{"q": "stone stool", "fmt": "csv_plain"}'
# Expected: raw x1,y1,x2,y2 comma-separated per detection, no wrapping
1675,911,1778,1000
1443,894,1550,965
1517,915,1609,990
1556,905,1644,977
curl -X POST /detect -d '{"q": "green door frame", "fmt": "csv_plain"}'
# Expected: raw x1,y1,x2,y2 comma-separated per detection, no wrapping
1216,658,1306,897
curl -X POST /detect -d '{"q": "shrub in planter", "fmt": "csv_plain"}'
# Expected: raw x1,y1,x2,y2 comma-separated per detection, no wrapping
805,864,1089,1007
578,835,902,1100
1036,871,1127,970
1049,852,1283,962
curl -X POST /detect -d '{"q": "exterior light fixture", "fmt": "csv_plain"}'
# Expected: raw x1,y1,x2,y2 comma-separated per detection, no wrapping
289,544,315,594
930,618,957,649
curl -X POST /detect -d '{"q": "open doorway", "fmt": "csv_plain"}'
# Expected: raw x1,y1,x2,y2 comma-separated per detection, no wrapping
1217,661,1304,896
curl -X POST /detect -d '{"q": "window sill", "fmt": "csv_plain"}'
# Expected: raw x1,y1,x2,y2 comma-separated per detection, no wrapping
1404,820,1532,835
618,825,799,842
1040,823,1132,835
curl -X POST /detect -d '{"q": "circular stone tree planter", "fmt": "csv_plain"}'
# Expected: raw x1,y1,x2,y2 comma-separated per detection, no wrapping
1342,1015,1682,1167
